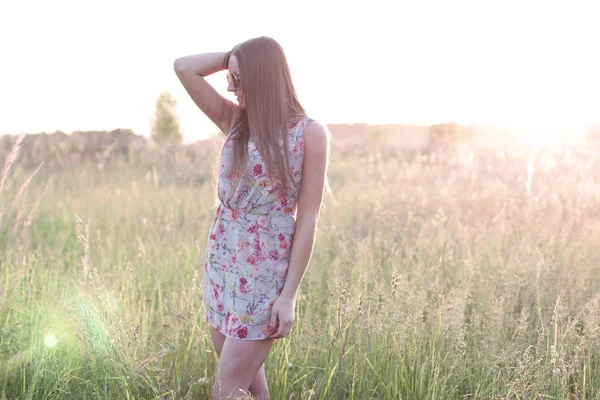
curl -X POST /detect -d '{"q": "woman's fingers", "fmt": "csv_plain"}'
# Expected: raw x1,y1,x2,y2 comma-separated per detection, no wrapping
272,322,285,338
270,321,292,339
269,309,278,332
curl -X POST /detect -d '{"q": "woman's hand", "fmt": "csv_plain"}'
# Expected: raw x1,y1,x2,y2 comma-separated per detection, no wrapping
268,295,296,339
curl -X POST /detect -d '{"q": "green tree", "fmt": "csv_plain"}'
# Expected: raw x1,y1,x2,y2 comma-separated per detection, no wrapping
150,91,183,146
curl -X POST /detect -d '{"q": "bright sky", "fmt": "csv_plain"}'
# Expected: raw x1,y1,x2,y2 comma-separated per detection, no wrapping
1,0,598,144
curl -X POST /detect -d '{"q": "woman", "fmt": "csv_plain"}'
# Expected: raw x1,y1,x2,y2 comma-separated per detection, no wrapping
174,36,330,399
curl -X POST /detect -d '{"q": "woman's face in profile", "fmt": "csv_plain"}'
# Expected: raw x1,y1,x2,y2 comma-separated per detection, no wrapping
227,55,245,109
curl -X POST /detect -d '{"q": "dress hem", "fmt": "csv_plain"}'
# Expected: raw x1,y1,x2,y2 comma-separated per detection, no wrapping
203,314,281,341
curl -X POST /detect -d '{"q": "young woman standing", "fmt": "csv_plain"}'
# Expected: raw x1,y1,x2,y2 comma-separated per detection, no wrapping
174,36,330,399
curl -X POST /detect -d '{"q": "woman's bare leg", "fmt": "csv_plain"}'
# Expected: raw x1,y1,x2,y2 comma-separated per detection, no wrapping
210,326,227,357
209,327,271,399
211,335,275,399
247,363,269,399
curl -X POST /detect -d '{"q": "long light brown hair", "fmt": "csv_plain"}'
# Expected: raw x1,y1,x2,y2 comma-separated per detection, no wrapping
224,36,307,197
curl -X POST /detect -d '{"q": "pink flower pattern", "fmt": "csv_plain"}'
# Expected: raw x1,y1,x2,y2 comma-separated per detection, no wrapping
203,116,313,340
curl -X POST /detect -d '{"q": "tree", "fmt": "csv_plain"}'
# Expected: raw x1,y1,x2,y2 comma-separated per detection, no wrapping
150,91,183,146
426,122,474,152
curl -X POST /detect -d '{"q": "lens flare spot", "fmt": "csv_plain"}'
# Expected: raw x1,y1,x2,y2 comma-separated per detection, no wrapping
44,335,57,348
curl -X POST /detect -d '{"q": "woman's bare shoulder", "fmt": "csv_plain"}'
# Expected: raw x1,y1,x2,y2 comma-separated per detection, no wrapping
304,119,330,144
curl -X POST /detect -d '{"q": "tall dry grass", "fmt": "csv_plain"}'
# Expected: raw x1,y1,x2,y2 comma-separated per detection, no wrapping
1,131,600,399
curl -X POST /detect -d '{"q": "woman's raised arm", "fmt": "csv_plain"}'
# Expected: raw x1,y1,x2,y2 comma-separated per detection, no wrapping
173,52,238,134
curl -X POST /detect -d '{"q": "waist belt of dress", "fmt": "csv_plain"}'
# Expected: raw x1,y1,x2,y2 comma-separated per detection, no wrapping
217,202,295,229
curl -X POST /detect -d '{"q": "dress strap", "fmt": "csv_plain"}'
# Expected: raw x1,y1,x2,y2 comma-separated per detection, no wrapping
299,116,313,136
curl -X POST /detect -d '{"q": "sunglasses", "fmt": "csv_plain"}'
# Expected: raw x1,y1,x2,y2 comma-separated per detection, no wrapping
226,71,241,89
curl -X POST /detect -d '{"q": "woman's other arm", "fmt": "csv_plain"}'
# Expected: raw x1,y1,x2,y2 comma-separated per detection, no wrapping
268,120,330,338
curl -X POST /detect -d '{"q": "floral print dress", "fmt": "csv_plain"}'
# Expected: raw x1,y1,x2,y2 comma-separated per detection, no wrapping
203,116,312,340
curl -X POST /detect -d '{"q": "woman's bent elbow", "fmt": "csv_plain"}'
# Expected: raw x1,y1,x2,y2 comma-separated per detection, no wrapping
173,58,188,75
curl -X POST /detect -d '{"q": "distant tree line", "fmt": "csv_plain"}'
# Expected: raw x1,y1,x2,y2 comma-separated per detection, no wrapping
0,91,186,165
426,122,475,151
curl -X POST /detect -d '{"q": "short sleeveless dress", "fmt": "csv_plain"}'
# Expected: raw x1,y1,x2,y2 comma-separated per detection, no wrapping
203,116,313,340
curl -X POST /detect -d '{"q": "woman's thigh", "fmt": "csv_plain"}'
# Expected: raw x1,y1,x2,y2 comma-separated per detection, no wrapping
210,326,227,357
215,336,275,390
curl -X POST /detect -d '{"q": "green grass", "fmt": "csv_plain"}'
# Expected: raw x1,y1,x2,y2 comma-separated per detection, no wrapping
1,135,600,399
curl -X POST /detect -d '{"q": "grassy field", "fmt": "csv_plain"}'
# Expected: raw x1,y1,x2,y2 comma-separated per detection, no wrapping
1,132,600,399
